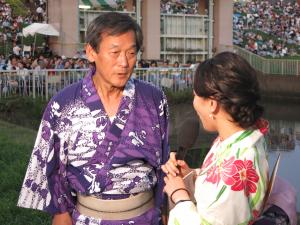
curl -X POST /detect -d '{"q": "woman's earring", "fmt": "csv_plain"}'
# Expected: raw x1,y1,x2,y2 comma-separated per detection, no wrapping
209,113,215,120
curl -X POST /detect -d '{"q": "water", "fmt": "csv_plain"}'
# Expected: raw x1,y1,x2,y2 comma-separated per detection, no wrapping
268,147,300,211
170,100,300,212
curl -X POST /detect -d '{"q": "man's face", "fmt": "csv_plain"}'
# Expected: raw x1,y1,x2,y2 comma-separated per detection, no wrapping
87,30,137,89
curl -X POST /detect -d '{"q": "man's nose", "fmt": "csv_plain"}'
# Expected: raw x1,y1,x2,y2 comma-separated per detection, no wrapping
118,52,129,67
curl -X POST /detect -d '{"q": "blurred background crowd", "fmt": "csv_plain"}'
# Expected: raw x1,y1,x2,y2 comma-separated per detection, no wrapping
233,0,300,57
0,0,299,72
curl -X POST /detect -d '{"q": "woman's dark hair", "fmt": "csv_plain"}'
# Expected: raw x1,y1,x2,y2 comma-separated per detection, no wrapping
85,12,143,53
193,51,264,128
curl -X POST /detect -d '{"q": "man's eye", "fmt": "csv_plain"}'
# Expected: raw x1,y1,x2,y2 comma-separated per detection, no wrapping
127,51,136,56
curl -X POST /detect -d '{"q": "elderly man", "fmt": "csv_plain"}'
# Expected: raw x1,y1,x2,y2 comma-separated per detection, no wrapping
18,12,169,225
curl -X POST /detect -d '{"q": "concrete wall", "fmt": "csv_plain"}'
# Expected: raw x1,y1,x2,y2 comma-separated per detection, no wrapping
258,73,300,99
48,0,79,57
213,0,233,53
141,0,161,60
46,0,234,59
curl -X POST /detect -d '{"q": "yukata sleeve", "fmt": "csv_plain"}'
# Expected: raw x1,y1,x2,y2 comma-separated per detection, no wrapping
167,198,200,225
17,100,75,215
168,136,269,225
160,92,170,177
154,91,170,210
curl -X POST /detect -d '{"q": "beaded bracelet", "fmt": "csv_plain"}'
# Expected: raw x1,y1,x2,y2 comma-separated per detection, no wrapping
170,188,190,204
175,199,192,205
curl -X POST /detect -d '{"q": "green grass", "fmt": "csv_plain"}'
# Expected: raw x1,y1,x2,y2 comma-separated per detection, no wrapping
0,120,51,225
0,96,48,130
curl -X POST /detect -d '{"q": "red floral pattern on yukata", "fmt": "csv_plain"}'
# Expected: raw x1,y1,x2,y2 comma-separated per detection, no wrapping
202,153,219,184
202,154,259,196
232,159,259,196
203,155,237,185
220,156,238,185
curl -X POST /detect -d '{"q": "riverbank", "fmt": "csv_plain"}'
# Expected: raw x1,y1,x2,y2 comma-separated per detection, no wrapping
258,72,300,101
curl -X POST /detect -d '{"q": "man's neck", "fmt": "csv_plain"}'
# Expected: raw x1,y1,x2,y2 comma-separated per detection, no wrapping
92,74,124,117
92,74,124,100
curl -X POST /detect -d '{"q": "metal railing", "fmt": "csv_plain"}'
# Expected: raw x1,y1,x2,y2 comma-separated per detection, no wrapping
0,68,194,99
0,69,87,99
220,45,300,76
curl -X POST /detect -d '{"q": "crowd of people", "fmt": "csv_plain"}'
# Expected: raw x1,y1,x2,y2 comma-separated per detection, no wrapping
0,52,194,72
0,0,47,58
1,0,300,71
160,0,200,15
233,0,300,57
0,52,91,71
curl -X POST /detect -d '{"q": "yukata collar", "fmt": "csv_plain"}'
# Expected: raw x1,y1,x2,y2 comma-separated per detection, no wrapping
215,129,264,150
199,129,264,177
81,67,136,112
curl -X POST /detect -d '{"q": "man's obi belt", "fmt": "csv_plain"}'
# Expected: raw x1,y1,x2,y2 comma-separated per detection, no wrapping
76,190,154,220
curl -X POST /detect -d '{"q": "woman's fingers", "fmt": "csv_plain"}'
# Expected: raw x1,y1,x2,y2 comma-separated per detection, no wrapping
162,155,179,176
162,152,190,176
162,164,177,177
161,165,169,174
166,160,179,176
170,152,177,161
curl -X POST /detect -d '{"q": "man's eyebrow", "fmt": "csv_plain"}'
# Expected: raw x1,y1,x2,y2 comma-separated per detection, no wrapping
108,44,119,49
108,44,137,50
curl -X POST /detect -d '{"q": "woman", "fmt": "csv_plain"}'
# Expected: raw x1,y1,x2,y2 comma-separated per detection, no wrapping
162,52,269,225
18,12,169,225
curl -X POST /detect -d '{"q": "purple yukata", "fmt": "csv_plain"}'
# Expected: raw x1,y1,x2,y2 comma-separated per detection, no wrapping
18,69,169,225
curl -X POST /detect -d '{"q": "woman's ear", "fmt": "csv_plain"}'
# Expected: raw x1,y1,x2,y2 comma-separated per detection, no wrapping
85,44,96,63
209,98,219,114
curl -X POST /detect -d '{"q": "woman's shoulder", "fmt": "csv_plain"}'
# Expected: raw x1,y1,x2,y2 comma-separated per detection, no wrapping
216,129,266,160
230,129,265,147
230,129,267,159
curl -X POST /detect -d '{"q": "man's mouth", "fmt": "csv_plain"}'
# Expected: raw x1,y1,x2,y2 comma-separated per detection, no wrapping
117,73,128,76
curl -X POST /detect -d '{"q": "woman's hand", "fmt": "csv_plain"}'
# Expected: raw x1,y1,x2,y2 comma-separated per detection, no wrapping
164,173,190,204
52,212,72,225
162,152,192,177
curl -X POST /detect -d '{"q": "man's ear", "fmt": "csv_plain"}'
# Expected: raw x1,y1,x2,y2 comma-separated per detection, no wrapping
85,44,96,62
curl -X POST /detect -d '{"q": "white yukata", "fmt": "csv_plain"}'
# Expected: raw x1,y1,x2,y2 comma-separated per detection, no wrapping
169,129,269,225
